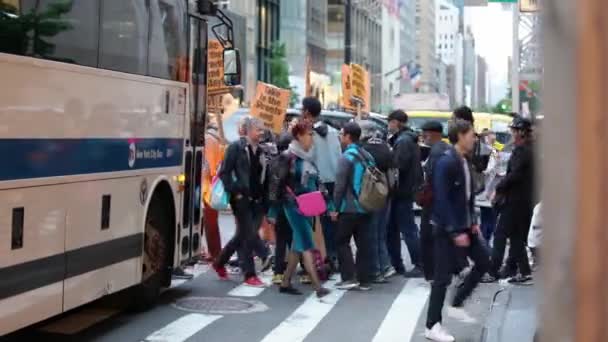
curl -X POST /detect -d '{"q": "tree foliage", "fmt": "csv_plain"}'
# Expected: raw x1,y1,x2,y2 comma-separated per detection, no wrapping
0,0,73,58
266,41,299,107
493,81,542,116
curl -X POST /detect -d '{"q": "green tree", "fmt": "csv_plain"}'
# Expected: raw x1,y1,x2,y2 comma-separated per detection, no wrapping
266,41,298,107
0,0,73,57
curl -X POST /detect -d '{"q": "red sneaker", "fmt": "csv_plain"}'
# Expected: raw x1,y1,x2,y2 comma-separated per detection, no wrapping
213,265,229,280
244,276,266,288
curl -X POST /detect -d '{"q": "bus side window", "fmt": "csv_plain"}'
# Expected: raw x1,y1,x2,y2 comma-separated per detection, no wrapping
148,0,187,81
99,0,149,75
4,0,99,67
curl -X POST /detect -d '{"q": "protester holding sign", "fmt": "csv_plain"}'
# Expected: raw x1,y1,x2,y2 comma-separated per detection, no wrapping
202,115,226,261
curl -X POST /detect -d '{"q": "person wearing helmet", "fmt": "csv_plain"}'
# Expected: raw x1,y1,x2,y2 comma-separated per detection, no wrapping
488,116,536,285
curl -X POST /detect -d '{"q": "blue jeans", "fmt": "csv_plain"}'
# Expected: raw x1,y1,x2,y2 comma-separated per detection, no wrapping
369,202,391,276
387,198,421,271
480,206,497,243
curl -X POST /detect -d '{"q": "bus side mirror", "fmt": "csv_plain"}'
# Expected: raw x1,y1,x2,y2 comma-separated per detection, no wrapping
223,48,241,86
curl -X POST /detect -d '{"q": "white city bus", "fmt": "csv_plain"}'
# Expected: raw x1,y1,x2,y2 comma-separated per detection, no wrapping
0,0,238,335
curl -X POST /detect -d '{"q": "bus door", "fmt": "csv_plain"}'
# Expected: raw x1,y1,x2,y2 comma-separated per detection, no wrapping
181,15,207,263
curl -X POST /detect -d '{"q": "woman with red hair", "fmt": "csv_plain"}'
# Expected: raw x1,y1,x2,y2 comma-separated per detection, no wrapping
267,121,331,298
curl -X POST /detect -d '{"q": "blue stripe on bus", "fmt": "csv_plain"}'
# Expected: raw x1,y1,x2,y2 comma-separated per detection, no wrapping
0,138,184,181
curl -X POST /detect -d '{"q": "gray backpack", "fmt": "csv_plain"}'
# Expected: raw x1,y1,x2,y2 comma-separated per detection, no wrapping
351,148,389,212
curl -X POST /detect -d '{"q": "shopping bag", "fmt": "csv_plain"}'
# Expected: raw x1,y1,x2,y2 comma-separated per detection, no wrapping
209,176,229,210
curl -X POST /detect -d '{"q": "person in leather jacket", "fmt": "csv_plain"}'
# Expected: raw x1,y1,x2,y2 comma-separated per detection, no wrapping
489,116,536,284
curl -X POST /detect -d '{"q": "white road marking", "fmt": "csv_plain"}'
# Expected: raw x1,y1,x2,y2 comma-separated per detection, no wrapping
227,273,272,297
371,279,430,342
141,313,221,342
258,279,347,342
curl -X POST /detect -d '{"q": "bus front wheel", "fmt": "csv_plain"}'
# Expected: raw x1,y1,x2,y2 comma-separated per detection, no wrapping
133,194,170,310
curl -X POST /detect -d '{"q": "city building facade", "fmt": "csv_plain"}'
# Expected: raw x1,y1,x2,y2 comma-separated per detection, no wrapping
475,55,488,108
381,1,401,112
436,0,459,65
463,26,476,106
415,0,438,92
400,0,417,93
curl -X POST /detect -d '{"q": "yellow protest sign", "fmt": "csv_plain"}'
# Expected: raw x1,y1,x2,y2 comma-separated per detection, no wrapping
342,64,371,114
341,64,354,111
350,63,367,104
207,39,229,95
364,70,371,113
250,82,291,134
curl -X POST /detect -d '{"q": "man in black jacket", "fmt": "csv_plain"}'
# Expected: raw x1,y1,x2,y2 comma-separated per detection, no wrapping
213,116,270,287
359,120,394,282
419,121,450,281
386,110,424,276
489,116,536,284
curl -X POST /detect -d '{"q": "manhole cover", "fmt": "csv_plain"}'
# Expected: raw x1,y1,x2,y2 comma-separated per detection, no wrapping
173,297,268,314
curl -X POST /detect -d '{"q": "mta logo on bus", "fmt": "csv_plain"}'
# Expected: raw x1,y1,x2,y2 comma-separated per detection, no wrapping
128,143,136,168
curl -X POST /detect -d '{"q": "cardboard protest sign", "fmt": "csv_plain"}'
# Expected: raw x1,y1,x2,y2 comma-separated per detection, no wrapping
364,69,371,113
342,64,371,114
341,64,354,111
207,39,229,95
350,63,367,103
250,82,291,134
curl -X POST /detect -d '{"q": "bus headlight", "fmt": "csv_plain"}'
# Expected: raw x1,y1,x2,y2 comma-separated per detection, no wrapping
177,174,186,192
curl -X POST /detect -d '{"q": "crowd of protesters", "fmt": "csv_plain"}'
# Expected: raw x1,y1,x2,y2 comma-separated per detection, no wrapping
202,98,538,342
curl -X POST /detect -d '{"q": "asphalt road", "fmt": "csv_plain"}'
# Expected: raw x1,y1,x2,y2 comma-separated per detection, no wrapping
3,213,528,342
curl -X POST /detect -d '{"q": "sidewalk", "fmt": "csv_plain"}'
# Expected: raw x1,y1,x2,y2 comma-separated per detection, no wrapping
482,284,537,342
412,283,505,342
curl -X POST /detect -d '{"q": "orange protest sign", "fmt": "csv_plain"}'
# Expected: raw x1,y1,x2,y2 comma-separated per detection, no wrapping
341,64,355,111
364,69,371,113
350,63,367,103
207,40,229,95
250,82,291,134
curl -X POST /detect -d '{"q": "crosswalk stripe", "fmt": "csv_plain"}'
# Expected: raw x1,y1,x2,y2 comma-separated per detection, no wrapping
227,273,273,297
371,279,430,342
258,279,347,342
141,313,221,342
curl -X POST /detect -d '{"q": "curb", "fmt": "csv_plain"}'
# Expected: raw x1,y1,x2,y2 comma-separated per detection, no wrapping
479,286,512,342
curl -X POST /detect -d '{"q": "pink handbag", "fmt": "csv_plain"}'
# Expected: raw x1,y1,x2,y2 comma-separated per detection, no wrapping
286,186,327,217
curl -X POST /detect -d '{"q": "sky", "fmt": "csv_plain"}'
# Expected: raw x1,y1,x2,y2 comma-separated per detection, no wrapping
465,3,514,105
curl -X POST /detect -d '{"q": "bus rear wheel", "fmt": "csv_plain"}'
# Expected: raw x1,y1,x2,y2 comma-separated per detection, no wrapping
133,194,170,310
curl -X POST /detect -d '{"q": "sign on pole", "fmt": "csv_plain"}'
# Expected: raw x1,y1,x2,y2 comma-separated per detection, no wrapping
342,63,370,115
350,63,367,103
341,64,353,111
207,40,229,95
250,82,291,134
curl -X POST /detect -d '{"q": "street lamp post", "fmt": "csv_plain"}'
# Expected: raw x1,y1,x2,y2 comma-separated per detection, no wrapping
345,0,352,64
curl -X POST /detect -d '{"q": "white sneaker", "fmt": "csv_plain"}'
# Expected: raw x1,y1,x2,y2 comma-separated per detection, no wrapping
425,323,455,342
446,306,477,323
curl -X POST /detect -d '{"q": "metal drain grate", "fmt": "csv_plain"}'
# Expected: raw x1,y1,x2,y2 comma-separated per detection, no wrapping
172,297,268,314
